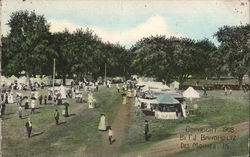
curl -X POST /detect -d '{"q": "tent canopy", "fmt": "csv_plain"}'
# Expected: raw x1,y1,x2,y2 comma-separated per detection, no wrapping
182,87,200,98
150,90,184,99
137,81,170,90
17,76,27,84
156,94,180,104
8,75,17,81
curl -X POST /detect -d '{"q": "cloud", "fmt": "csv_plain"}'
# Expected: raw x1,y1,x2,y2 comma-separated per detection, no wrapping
48,15,181,47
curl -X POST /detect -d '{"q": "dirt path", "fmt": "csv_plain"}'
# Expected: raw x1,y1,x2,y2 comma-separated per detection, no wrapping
123,121,249,157
100,92,133,157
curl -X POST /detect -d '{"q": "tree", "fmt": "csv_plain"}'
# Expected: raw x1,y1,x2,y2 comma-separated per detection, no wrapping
214,25,250,88
2,10,54,79
131,35,175,83
131,36,218,85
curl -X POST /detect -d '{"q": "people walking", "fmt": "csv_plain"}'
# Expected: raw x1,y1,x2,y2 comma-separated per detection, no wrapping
54,109,60,125
25,118,32,138
1,102,6,116
38,95,43,105
18,106,23,119
224,86,228,95
116,84,120,92
108,126,113,145
30,97,36,114
44,95,47,105
202,86,207,97
144,120,149,141
98,114,106,131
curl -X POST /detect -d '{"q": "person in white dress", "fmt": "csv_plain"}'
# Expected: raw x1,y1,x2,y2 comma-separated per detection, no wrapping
8,92,14,104
98,114,106,131
60,85,67,99
30,97,36,114
88,92,95,108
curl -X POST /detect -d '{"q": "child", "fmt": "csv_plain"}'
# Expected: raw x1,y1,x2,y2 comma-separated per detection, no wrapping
108,127,113,145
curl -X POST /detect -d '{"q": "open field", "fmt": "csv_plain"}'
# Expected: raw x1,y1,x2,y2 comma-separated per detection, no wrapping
2,86,123,157
122,90,249,156
2,88,249,157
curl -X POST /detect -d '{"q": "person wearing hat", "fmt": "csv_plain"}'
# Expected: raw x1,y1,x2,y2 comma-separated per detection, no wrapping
30,96,36,114
25,118,32,138
18,106,23,119
38,95,43,105
108,126,113,145
44,95,47,105
116,84,120,93
144,120,149,141
54,109,60,125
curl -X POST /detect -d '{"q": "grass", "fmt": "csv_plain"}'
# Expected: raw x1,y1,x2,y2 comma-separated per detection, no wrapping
2,85,123,157
122,90,249,154
2,88,248,157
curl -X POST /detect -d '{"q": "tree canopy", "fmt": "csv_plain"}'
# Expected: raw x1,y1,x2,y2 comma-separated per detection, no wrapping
214,24,250,87
2,10,249,87
130,36,218,84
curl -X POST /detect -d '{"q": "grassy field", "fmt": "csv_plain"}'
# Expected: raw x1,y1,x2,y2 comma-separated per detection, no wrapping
122,90,249,155
2,88,249,157
2,86,123,157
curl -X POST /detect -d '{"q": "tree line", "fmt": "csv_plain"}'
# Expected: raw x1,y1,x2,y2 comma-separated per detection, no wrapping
2,10,250,87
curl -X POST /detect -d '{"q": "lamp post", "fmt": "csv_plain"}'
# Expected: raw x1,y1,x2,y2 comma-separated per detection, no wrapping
104,63,106,85
52,58,56,104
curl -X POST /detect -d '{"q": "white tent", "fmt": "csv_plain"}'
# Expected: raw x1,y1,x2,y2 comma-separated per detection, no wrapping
137,81,170,90
8,75,17,82
17,76,27,84
1,76,11,86
182,87,200,99
55,79,63,85
41,76,51,85
65,79,74,86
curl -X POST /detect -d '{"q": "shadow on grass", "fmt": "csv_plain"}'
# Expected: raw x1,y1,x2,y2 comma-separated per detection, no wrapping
1,117,12,120
32,111,41,114
111,139,116,144
142,110,155,116
4,112,16,116
81,100,87,103
68,113,76,117
21,115,29,119
59,121,67,125
31,131,44,137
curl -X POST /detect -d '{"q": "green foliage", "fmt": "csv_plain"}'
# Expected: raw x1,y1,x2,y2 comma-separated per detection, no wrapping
2,10,248,85
124,90,248,153
214,24,250,86
130,36,218,84
2,10,54,77
2,10,129,81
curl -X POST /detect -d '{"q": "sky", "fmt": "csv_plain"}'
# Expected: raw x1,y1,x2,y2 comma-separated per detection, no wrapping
1,0,249,48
